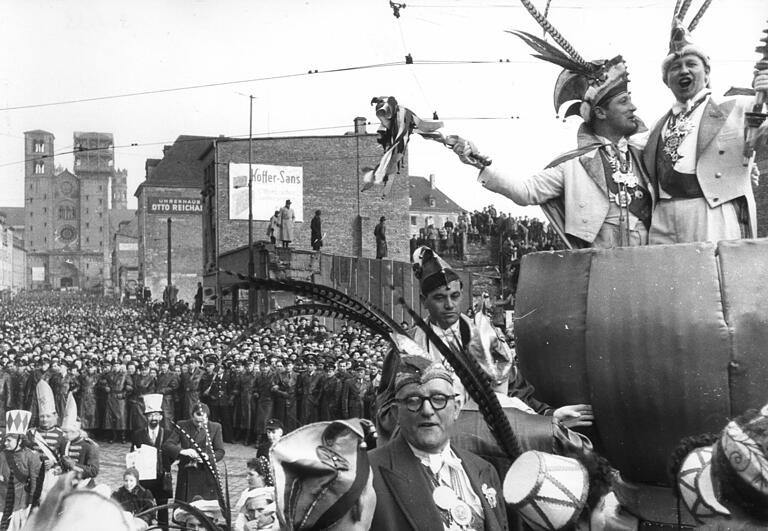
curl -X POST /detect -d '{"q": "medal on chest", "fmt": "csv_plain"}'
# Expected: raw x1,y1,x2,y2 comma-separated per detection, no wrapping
662,116,695,164
433,485,473,528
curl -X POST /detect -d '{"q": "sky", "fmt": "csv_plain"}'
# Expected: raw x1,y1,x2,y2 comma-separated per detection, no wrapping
1,0,765,217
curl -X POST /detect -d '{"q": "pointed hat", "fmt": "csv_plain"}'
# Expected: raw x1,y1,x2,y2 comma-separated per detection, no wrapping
36,379,56,417
60,392,79,431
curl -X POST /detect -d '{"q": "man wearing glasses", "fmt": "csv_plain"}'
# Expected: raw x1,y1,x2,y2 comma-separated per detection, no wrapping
368,355,507,531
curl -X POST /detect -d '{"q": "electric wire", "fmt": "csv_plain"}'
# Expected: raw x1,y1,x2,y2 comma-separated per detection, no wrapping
1,115,521,170
0,59,518,113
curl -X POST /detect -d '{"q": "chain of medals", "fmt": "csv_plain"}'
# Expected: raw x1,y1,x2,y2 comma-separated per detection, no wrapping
662,97,707,164
427,466,475,531
603,146,643,209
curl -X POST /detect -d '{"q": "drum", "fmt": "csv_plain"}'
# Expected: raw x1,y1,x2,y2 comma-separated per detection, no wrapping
514,239,768,484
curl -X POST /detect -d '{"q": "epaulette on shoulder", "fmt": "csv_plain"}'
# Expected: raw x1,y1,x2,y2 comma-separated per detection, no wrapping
84,437,98,447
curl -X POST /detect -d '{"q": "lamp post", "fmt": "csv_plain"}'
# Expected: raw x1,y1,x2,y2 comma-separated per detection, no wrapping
248,95,255,322
167,217,172,309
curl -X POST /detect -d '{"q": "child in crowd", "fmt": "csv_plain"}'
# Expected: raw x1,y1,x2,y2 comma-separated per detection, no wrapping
111,467,156,527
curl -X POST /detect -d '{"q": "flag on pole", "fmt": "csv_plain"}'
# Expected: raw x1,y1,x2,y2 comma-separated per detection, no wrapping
361,96,442,197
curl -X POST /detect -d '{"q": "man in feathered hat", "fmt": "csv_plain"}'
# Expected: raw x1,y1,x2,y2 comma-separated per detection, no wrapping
368,355,507,531
128,393,172,529
453,32,653,249
641,18,768,244
0,409,42,531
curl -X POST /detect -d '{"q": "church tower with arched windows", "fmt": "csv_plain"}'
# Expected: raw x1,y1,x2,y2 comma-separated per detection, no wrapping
23,130,122,292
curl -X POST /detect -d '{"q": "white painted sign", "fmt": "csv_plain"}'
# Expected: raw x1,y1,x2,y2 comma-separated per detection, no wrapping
119,242,138,251
228,163,303,222
32,267,45,281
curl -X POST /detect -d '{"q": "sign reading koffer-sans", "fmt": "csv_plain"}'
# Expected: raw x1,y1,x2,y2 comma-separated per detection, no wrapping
229,163,304,222
147,197,202,215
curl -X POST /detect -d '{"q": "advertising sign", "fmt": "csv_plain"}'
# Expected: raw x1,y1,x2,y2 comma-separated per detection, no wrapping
228,163,303,222
32,267,45,281
146,197,202,215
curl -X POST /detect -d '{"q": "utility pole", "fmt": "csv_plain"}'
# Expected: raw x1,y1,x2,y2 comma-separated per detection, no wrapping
167,217,172,308
248,95,255,322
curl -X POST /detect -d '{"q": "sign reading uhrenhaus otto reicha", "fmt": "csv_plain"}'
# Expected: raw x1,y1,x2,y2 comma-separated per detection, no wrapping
146,197,203,215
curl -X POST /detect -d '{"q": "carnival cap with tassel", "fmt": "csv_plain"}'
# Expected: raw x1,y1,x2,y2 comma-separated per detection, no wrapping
5,410,31,436
60,392,80,431
37,379,57,417
503,450,589,531
271,419,376,531
661,18,711,82
412,245,462,296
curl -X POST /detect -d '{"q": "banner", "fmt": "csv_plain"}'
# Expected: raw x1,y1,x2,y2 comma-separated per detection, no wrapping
147,196,202,215
228,163,303,222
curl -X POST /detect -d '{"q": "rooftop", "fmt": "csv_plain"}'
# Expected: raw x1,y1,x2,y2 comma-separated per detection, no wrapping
409,175,464,213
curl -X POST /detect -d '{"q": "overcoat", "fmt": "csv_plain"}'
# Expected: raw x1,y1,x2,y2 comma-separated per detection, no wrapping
162,419,225,503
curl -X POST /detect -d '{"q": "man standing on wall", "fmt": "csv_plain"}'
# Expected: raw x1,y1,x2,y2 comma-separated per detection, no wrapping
374,216,387,259
310,210,323,251
279,200,295,249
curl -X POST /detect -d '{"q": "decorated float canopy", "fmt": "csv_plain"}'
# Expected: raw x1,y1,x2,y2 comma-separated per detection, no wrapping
514,239,768,485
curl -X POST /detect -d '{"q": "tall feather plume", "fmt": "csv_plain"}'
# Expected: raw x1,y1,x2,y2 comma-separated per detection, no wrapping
219,269,403,334
223,302,394,355
398,296,523,461
507,30,598,78
517,0,585,64
687,0,713,32
676,0,694,20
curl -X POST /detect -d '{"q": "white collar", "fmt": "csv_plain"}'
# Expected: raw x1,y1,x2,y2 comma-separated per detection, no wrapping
408,442,461,474
671,88,711,115
430,319,461,337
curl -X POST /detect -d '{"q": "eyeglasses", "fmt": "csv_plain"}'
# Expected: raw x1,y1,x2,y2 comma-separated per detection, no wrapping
397,393,458,413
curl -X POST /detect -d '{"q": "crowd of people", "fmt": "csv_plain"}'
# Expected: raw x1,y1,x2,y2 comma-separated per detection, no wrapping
0,294,389,446
409,209,562,263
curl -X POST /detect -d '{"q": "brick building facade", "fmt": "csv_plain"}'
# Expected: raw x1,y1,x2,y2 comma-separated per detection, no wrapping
201,121,410,279
22,130,128,292
135,136,212,303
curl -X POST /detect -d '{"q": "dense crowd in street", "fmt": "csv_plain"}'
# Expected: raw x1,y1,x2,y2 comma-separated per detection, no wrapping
0,293,386,448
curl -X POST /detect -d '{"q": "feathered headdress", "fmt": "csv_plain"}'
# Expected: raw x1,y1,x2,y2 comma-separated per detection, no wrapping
661,1,713,81
508,30,628,122
509,0,629,121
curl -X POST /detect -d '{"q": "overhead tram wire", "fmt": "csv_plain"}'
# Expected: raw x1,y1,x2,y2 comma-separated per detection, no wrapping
0,115,521,170
0,59,521,113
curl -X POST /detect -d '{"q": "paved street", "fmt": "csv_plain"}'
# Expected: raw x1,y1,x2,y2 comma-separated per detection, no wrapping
96,440,257,507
